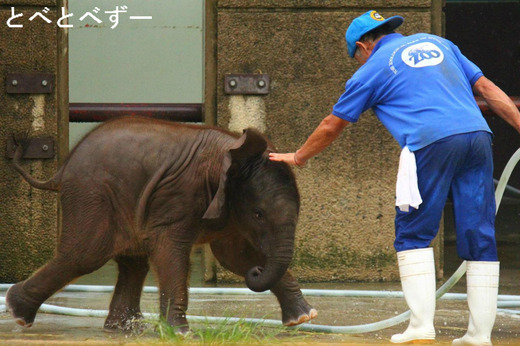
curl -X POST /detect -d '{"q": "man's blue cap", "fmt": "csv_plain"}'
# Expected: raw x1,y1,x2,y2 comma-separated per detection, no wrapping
346,10,404,57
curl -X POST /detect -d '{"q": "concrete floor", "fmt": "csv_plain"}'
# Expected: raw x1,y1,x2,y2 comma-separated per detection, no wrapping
0,243,518,345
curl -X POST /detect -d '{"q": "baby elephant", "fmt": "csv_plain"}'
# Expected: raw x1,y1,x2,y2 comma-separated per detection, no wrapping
6,117,317,335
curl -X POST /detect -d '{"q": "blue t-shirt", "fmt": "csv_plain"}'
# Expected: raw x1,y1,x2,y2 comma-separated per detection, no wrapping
332,33,491,151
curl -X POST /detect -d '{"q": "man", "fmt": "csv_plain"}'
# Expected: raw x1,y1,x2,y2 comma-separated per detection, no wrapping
270,10,520,345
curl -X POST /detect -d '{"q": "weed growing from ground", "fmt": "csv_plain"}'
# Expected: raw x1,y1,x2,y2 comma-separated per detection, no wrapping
145,315,307,344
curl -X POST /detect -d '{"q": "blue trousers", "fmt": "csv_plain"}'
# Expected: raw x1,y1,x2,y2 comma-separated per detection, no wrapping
394,131,498,261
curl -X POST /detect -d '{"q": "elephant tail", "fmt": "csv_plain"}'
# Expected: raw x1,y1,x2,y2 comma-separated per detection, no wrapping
12,137,63,191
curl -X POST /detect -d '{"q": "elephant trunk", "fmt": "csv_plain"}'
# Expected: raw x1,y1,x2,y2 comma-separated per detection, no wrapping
245,237,294,293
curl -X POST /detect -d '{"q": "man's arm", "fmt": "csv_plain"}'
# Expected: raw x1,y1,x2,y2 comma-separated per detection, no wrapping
473,76,520,133
269,114,350,166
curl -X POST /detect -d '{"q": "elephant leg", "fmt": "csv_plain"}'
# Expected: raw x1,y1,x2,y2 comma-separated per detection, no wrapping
6,253,110,328
104,256,149,333
6,201,113,328
149,236,192,336
269,271,318,326
210,234,317,326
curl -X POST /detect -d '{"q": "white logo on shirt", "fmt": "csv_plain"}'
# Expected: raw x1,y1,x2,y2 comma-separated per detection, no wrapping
401,42,444,68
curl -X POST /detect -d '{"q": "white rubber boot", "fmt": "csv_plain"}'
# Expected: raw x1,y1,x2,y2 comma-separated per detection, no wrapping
391,248,436,344
452,261,499,346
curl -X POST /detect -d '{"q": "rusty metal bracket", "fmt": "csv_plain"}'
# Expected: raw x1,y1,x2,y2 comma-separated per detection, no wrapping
5,137,55,159
5,73,55,94
224,74,269,95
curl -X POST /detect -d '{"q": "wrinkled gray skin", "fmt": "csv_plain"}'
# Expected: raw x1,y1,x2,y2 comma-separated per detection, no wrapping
6,117,317,335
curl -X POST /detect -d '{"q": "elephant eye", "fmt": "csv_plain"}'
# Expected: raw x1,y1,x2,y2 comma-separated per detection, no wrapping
253,209,264,221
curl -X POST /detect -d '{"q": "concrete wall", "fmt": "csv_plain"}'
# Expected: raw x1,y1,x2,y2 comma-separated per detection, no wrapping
0,0,68,282
215,0,443,281
0,0,443,284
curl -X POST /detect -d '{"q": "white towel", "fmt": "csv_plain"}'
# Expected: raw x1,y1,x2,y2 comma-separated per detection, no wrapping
395,147,422,212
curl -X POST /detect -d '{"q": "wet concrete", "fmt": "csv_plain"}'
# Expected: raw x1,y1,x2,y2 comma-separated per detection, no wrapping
0,243,518,345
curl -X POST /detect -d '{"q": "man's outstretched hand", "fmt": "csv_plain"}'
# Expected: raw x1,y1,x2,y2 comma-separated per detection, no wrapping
268,114,349,168
269,152,305,167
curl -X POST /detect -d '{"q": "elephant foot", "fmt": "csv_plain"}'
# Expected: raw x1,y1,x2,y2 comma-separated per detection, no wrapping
174,325,190,337
281,298,318,326
168,315,190,337
104,309,145,333
5,283,41,328
283,308,318,326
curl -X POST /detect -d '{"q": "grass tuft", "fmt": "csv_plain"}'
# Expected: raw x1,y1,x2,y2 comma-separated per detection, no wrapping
146,315,307,345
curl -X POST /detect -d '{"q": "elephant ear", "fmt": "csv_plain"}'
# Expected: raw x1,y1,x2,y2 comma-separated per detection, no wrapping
203,128,268,220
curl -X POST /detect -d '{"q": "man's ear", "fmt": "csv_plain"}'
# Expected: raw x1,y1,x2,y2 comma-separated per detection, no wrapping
355,41,367,54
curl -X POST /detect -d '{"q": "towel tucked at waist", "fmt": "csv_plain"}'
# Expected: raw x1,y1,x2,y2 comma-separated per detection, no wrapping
395,147,422,212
